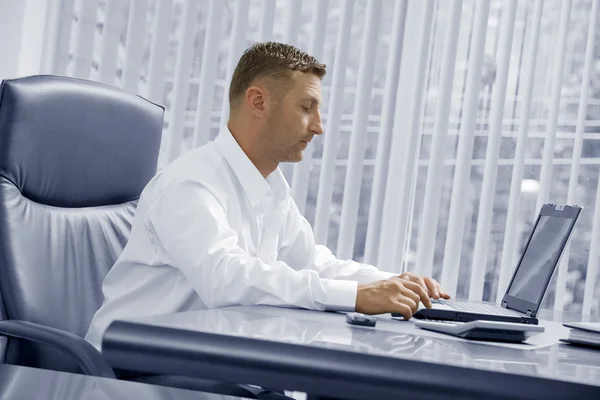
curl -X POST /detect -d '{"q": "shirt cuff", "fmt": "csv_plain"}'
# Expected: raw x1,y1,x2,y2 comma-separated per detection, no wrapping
321,279,357,312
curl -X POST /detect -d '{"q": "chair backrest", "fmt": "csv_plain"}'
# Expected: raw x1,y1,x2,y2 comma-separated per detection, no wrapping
0,75,163,373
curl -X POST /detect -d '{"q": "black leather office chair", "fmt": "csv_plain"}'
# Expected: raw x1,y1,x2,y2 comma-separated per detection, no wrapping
0,75,290,400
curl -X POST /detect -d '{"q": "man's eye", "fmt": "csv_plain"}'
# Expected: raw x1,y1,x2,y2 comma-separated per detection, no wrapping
302,106,311,111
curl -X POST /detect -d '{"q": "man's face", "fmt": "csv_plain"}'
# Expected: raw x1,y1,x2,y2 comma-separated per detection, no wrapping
261,71,324,163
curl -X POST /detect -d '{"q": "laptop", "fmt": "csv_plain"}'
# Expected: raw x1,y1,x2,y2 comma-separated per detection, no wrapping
397,203,582,325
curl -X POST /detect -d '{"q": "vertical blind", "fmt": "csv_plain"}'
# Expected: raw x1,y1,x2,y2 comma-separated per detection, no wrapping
44,0,600,316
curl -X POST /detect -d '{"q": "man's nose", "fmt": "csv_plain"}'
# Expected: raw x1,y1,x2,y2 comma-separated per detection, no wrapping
312,112,324,135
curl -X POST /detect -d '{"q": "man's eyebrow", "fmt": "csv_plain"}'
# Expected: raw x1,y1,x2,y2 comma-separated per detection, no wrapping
302,96,321,106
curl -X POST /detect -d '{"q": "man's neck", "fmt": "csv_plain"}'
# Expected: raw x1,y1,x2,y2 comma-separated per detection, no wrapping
228,122,277,179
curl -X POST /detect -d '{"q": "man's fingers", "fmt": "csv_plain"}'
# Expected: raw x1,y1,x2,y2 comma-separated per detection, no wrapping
397,273,452,301
393,301,413,320
402,280,432,309
429,278,451,299
398,295,418,313
398,283,420,305
401,272,428,293
423,277,440,299
434,280,450,299
414,276,428,293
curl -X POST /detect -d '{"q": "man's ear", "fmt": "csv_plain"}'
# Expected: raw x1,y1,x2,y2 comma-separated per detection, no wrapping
245,85,266,117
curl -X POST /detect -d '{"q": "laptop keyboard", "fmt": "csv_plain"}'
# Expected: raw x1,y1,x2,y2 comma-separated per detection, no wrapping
434,299,521,316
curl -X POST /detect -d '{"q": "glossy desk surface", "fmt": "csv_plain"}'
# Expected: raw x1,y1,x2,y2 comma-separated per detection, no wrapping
103,306,600,399
0,363,219,399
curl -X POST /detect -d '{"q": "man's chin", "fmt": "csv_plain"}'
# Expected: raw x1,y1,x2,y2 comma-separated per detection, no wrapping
292,152,304,163
283,152,304,163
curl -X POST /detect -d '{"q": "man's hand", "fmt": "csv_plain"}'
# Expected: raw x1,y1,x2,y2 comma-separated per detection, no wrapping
356,277,431,319
397,272,451,300
355,274,451,320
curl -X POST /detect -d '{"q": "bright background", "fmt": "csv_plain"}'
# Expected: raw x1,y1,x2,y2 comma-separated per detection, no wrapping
2,0,599,316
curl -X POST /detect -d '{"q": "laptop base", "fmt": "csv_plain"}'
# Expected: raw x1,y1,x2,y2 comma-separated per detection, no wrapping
411,308,538,325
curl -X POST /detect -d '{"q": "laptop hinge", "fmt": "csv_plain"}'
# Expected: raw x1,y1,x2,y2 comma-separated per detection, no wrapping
502,302,535,317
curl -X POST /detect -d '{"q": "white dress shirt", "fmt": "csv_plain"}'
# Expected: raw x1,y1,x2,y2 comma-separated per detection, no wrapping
85,128,395,350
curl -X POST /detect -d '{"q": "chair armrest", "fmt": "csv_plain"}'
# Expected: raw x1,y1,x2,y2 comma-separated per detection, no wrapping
0,320,115,378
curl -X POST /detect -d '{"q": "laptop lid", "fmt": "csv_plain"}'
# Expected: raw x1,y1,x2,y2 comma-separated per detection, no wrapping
501,204,582,317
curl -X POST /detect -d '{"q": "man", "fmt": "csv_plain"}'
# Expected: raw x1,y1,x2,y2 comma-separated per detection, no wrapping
85,42,450,350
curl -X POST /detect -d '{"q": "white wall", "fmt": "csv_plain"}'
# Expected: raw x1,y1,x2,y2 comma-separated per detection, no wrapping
0,0,26,79
0,0,51,79
18,0,51,76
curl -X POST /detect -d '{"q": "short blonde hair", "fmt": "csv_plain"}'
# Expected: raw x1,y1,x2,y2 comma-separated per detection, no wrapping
229,42,326,111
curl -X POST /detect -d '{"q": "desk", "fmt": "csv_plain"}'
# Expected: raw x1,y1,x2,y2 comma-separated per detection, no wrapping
102,306,600,400
0,362,220,399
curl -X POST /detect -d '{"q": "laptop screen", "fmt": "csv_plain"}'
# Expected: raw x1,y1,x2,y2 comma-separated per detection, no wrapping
506,214,575,305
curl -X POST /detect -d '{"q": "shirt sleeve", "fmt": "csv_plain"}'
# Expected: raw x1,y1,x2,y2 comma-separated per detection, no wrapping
145,177,356,311
278,198,397,287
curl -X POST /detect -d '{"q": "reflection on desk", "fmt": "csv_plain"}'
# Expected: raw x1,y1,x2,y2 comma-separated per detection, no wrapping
104,305,600,399
131,306,599,380
0,363,216,400
149,308,433,357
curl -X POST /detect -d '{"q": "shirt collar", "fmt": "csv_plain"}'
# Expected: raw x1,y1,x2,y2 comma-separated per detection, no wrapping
214,128,290,206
